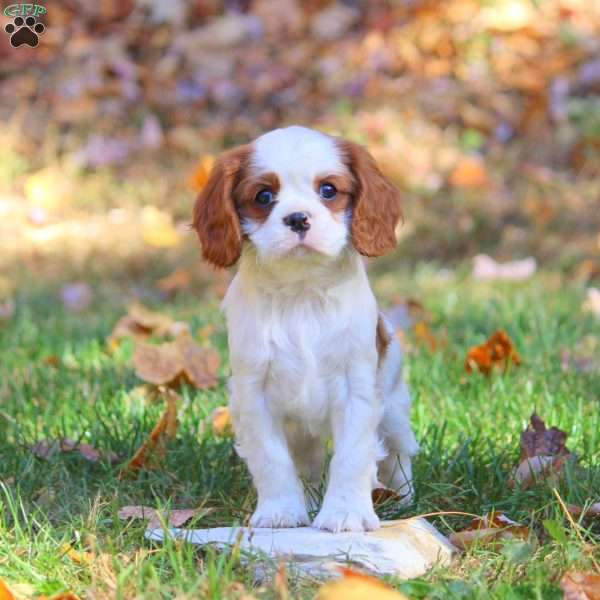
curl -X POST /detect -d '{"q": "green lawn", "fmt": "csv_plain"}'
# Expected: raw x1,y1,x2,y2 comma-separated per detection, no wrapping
1,268,599,599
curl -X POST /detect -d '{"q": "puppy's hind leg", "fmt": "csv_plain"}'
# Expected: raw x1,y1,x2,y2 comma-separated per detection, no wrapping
378,378,419,504
377,331,419,505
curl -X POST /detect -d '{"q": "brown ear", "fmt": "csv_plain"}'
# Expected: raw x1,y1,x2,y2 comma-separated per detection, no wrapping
338,140,402,257
192,145,250,268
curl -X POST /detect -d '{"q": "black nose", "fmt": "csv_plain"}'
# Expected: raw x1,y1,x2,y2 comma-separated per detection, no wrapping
283,212,310,233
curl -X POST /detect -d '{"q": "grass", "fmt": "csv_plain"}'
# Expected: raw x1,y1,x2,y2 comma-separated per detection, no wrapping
1,266,599,599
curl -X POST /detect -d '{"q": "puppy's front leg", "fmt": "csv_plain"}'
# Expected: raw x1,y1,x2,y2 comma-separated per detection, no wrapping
230,376,309,528
313,364,380,532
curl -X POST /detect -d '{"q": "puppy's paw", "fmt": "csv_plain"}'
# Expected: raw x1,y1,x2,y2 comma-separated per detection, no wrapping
312,499,379,533
250,498,310,528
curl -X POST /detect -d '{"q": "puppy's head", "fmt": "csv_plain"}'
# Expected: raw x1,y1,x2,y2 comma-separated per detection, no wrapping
193,126,402,268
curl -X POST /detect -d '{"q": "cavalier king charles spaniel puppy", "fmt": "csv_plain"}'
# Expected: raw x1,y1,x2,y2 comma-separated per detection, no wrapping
193,126,418,532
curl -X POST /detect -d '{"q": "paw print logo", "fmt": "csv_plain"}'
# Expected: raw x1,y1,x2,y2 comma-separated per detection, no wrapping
4,15,45,48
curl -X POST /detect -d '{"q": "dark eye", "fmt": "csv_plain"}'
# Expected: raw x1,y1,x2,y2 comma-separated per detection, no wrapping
319,182,337,200
255,189,274,206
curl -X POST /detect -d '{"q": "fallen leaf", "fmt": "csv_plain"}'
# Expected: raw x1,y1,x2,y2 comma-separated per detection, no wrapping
316,567,408,599
60,282,93,312
118,389,180,478
61,543,94,565
23,167,74,209
141,205,181,248
567,503,600,519
413,320,438,352
32,438,119,464
513,413,574,489
156,268,192,298
108,302,189,349
472,255,537,281
561,571,600,600
449,156,488,188
372,487,403,505
449,512,530,550
465,330,521,375
118,505,201,529
134,333,220,389
275,561,289,600
0,578,15,600
520,413,571,461
583,288,600,318
189,155,215,192
211,406,233,436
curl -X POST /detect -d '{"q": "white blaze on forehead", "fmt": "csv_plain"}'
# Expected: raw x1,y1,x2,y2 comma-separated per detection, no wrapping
252,126,346,180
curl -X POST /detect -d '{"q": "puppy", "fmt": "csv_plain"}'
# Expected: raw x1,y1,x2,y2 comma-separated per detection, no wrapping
193,126,419,532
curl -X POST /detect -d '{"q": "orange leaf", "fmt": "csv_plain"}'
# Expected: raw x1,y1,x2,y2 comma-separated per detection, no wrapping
561,571,600,600
211,406,233,436
118,390,180,479
189,155,215,192
317,568,408,599
0,578,15,600
465,330,521,375
449,157,488,188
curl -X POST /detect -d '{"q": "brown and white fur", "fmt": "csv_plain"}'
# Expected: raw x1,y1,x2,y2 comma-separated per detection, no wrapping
193,126,419,532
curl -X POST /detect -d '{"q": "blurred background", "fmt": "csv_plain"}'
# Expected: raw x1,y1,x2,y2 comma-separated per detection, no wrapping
1,0,599,308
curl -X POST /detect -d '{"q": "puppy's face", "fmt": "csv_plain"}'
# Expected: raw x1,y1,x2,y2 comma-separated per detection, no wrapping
193,126,402,268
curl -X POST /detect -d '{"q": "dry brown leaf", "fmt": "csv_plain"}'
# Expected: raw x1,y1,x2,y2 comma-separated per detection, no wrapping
567,502,600,519
0,578,15,600
118,505,201,529
520,413,571,461
118,389,180,478
211,406,233,436
465,330,521,375
156,268,192,298
108,303,189,349
449,512,530,550
316,568,408,600
561,571,600,600
134,333,219,389
512,413,574,489
449,156,488,188
32,438,119,464
372,487,403,505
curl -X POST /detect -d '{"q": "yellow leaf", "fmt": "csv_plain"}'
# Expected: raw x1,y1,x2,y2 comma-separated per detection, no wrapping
23,168,73,209
317,569,408,600
61,543,94,565
141,206,181,248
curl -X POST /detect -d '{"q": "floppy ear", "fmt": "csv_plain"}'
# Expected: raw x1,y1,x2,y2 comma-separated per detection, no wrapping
192,145,250,268
338,140,403,257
